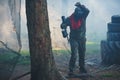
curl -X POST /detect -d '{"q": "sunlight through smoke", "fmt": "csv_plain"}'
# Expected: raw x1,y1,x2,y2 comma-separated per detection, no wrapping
47,0,120,49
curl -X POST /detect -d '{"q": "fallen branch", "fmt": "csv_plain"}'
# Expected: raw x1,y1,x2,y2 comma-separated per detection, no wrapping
0,41,21,56
91,64,117,74
11,71,31,80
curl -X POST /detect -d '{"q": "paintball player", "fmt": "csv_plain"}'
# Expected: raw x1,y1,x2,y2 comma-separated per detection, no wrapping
61,2,90,76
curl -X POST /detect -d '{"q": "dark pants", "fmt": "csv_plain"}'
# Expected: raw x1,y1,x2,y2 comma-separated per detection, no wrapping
69,38,86,72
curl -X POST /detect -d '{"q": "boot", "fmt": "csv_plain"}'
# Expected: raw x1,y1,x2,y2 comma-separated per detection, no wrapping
68,71,74,76
79,67,87,74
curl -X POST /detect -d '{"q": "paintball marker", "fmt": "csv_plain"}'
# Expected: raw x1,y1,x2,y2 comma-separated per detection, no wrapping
61,16,68,38
61,16,66,28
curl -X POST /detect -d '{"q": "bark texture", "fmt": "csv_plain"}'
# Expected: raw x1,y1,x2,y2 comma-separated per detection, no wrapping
26,0,66,80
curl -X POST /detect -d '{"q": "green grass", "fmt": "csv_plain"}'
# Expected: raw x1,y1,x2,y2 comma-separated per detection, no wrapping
20,50,30,56
0,54,15,61
0,52,18,63
0,50,30,65
18,58,30,65
53,41,100,55
102,73,120,78
102,74,113,77
53,49,70,55
86,42,100,55
18,50,30,65
0,42,100,65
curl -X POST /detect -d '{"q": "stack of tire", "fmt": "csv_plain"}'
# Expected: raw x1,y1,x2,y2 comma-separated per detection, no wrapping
101,15,120,65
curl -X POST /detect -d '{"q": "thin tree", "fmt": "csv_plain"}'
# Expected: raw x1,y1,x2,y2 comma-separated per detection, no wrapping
26,0,66,80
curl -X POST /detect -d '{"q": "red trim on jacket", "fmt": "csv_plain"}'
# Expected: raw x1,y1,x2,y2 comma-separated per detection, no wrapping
70,14,82,30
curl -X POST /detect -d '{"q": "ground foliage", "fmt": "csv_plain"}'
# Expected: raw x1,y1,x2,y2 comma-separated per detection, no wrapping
9,47,120,80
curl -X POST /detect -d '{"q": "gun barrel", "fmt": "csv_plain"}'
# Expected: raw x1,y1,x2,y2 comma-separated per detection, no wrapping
61,16,66,23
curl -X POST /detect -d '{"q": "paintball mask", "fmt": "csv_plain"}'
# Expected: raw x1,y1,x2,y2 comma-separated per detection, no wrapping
74,7,83,19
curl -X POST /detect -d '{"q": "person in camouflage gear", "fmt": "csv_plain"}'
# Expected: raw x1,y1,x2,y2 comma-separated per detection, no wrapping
61,2,90,75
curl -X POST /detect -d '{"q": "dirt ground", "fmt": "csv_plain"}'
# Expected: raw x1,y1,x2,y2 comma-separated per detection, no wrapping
10,65,30,80
55,52,120,80
10,52,120,80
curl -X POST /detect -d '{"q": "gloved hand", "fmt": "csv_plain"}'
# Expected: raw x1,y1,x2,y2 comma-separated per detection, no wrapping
62,29,68,38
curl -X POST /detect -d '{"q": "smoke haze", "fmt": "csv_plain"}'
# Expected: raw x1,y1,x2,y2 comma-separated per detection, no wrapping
1,0,119,50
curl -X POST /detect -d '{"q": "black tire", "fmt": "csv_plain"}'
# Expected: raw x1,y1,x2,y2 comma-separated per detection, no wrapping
111,15,120,23
101,40,120,65
107,32,120,41
101,40,114,65
108,23,120,32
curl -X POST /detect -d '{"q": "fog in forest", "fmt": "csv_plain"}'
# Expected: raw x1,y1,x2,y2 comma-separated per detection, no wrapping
0,0,120,49
0,1,120,80
0,0,21,51
0,0,120,50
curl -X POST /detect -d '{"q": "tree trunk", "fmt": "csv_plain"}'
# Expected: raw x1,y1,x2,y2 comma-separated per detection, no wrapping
26,0,66,80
